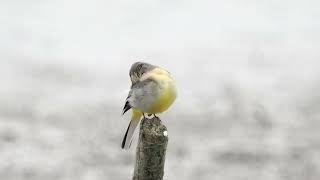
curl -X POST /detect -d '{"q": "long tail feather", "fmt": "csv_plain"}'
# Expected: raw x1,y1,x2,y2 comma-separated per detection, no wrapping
121,110,142,149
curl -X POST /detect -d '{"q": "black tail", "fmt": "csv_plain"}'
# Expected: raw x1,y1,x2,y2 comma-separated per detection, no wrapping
121,121,131,149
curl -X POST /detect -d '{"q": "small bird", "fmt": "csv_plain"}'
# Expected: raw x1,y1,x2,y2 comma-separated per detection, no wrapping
121,62,177,149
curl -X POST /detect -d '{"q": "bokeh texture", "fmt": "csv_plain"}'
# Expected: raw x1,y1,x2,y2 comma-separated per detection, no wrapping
1,0,320,179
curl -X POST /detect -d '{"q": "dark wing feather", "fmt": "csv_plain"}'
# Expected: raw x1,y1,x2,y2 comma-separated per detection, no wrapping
122,100,131,115
122,91,132,115
122,79,154,115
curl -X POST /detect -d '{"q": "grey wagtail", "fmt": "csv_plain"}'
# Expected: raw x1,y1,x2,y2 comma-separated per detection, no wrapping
121,62,177,149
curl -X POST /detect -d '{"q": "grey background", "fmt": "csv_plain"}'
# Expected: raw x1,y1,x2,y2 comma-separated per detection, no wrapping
1,0,320,179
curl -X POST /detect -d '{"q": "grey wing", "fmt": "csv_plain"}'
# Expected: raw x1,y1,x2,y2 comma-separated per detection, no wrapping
127,79,160,112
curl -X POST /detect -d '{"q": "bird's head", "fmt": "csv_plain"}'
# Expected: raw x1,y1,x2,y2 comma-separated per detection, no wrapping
129,62,156,83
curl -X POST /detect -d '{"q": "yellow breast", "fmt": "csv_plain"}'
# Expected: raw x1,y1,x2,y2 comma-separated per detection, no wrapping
147,73,177,114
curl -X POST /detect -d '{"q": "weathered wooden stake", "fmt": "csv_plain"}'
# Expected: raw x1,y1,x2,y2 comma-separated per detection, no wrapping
133,117,168,180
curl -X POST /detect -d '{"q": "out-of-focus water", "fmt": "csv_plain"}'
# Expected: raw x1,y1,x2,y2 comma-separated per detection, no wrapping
1,0,320,179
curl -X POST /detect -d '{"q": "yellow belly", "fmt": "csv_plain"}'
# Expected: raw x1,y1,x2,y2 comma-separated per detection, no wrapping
140,68,177,114
147,80,177,114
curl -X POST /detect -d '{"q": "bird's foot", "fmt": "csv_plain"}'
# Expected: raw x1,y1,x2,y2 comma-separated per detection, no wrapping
146,114,152,119
143,113,153,119
142,113,147,119
147,114,159,119
145,114,159,119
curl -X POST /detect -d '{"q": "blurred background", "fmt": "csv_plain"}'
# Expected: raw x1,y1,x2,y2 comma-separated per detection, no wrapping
1,0,320,179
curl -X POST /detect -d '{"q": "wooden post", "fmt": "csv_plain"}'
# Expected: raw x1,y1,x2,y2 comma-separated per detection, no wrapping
133,117,168,180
